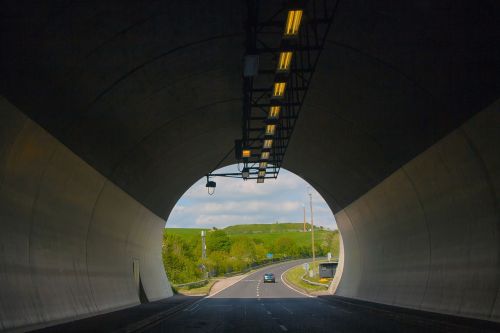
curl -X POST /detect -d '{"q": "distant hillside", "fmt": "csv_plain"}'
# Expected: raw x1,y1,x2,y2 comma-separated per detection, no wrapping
223,222,320,234
163,223,339,284
165,223,337,252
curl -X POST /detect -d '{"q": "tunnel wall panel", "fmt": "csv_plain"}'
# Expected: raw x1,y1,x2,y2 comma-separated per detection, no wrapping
0,97,172,331
334,102,500,321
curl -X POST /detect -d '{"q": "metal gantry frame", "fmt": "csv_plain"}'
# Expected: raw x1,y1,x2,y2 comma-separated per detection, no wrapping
208,0,337,185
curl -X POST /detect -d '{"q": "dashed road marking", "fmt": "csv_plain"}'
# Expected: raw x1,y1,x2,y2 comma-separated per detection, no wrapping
279,324,288,331
280,304,293,314
266,310,271,315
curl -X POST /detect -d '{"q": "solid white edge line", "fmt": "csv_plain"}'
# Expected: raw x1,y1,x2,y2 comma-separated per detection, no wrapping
207,261,286,298
280,266,315,298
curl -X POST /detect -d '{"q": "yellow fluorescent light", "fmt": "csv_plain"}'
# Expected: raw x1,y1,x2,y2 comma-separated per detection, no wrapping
242,149,251,158
269,106,281,119
265,124,276,135
263,139,273,149
285,10,303,36
258,170,266,177
277,51,293,71
259,161,268,169
261,151,270,160
273,82,286,97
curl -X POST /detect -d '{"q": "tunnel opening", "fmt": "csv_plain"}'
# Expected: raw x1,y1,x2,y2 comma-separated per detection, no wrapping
163,164,341,295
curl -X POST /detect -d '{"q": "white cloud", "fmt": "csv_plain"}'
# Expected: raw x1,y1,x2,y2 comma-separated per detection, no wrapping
165,165,337,230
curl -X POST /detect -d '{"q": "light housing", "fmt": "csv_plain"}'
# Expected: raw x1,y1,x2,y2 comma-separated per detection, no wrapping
257,178,265,183
277,51,293,72
242,167,250,179
261,151,270,160
258,170,266,177
263,139,273,149
269,105,281,119
242,149,251,158
265,124,276,135
284,10,303,37
272,82,286,98
259,161,268,169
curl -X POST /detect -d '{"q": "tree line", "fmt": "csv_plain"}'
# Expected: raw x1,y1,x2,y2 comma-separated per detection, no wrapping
162,228,339,284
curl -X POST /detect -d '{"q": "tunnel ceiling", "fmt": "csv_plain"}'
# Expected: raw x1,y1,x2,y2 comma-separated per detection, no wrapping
1,0,500,218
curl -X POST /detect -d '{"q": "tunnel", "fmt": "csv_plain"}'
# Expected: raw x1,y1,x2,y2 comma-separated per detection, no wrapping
1,0,500,331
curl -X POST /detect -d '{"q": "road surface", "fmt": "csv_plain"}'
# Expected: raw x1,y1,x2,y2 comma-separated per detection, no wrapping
143,260,499,333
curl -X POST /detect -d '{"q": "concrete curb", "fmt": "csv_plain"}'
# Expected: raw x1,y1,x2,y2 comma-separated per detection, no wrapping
280,266,315,298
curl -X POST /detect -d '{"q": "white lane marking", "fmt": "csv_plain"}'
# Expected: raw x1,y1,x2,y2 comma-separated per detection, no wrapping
183,303,200,312
266,311,272,315
280,304,293,314
279,324,288,331
280,267,315,298
328,304,352,314
208,259,306,298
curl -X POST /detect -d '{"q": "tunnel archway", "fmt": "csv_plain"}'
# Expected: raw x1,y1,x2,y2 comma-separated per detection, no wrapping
1,0,500,331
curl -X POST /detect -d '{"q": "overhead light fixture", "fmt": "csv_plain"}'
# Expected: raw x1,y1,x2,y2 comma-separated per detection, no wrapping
259,161,268,169
257,178,265,183
272,82,286,98
242,149,251,158
242,167,250,179
205,176,216,195
277,51,293,71
284,10,303,36
269,106,280,119
265,124,276,135
258,170,266,177
263,139,273,149
261,151,270,160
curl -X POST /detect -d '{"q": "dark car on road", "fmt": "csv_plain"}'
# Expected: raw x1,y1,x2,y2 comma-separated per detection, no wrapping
263,273,275,283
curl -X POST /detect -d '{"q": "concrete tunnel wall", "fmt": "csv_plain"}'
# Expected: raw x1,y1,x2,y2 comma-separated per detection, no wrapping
1,1,500,330
0,98,172,332
329,101,500,321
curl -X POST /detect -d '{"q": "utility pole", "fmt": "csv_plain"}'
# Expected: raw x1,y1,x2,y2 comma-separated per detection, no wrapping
201,230,207,259
201,230,207,278
309,192,315,274
303,205,306,232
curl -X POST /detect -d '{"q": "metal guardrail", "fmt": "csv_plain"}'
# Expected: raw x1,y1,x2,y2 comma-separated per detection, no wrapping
173,257,336,288
300,273,329,287
173,279,209,289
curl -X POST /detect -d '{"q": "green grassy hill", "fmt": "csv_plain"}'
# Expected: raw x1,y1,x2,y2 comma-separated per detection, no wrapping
223,222,320,234
163,223,339,284
166,223,337,253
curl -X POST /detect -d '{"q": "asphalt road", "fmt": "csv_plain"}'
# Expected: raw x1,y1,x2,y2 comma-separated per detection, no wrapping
142,260,500,333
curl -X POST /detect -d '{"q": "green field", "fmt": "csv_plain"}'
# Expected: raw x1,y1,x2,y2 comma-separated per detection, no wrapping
166,223,336,251
163,223,339,284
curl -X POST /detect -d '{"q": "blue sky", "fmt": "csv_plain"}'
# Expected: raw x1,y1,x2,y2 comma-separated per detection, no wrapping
165,164,337,230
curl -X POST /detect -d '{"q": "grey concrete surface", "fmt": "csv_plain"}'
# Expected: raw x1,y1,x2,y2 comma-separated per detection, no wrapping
331,102,500,321
0,98,172,332
40,260,498,333
1,0,500,331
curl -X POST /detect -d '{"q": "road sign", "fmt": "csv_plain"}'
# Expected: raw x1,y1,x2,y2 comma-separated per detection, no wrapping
327,252,332,261
303,263,309,271
266,253,273,259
